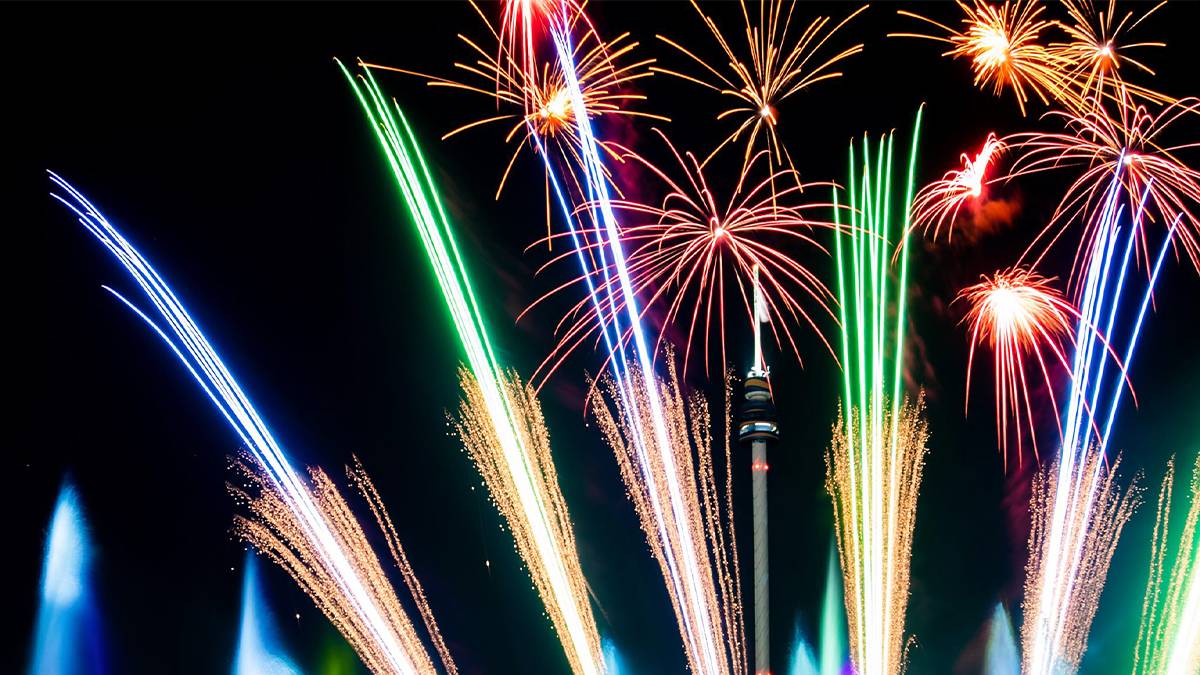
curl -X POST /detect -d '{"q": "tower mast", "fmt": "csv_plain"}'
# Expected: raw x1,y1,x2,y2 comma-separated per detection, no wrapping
739,265,779,675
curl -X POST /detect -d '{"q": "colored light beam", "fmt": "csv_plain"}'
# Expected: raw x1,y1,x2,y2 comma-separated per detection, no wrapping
49,173,442,675
27,482,106,675
983,604,1019,675
784,544,847,675
234,553,301,675
521,4,747,673
1133,452,1200,675
826,109,928,675
339,61,605,675
1020,171,1177,675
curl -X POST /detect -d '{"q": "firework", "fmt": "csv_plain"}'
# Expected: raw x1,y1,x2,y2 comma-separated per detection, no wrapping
827,399,928,675
909,133,1005,241
958,267,1076,467
49,173,447,675
1133,452,1200,675
1005,92,1200,278
589,356,746,675
341,62,606,675
451,368,603,675
655,1,865,184
1022,453,1141,674
507,5,747,673
365,1,664,245
526,130,838,381
1049,0,1173,110
230,458,457,675
1021,174,1177,675
894,0,1070,115
826,110,927,675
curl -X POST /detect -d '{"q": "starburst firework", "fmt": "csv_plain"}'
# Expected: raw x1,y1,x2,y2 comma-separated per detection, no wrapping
655,0,866,184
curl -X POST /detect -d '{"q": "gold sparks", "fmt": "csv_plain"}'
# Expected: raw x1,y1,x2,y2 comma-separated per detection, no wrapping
826,396,929,675
1133,453,1200,675
655,1,866,184
1021,453,1141,674
229,457,457,675
588,356,747,675
450,367,604,675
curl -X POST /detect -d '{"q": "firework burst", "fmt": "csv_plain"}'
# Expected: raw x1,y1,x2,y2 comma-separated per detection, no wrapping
366,1,665,245
910,133,1006,241
895,0,1070,116
655,0,866,185
958,267,1076,468
1133,452,1200,675
526,130,838,381
589,355,747,675
1005,91,1200,278
1049,0,1172,110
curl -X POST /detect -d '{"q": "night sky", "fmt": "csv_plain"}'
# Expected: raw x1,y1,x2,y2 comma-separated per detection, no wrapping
19,2,1200,674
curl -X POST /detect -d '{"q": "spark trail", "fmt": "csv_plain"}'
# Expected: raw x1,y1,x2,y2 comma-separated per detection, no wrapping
1021,172,1177,675
230,458,458,675
505,3,748,673
50,172,445,675
588,356,746,675
826,110,929,675
340,62,604,675
1133,452,1200,675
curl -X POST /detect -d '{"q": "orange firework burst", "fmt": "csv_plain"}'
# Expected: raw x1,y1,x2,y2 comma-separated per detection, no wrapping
1005,91,1200,277
654,0,866,184
958,267,1076,467
1049,0,1172,110
911,133,1006,240
366,1,665,244
525,129,837,381
895,0,1072,115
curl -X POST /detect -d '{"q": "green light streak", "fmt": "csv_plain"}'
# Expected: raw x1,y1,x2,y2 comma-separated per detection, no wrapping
1133,451,1200,675
829,107,925,675
339,61,604,675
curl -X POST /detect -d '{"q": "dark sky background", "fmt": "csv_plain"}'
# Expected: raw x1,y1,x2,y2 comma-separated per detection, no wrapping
18,2,1200,674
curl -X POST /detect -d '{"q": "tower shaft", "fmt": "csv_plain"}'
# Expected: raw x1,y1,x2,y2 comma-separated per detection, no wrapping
751,439,769,674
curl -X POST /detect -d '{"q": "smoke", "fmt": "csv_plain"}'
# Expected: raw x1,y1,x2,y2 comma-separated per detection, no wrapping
947,192,1023,246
